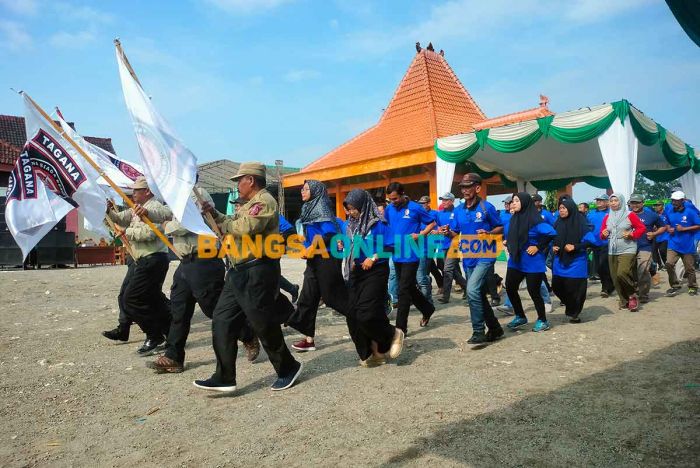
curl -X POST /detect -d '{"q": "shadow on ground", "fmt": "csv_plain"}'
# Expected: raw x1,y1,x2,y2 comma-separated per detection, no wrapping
381,339,700,467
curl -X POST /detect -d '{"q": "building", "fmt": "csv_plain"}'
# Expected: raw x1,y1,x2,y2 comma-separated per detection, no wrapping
283,43,555,215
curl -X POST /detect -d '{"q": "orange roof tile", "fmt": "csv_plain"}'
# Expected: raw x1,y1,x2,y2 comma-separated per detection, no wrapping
301,48,486,173
473,96,553,130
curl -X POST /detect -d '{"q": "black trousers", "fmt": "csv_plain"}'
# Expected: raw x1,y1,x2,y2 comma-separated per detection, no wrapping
394,261,435,333
286,256,350,338
485,263,501,298
211,259,297,385
165,257,255,363
348,262,395,360
552,275,587,319
117,256,135,328
505,269,546,321
652,239,668,268
120,252,171,339
592,245,614,294
428,258,444,289
279,274,297,296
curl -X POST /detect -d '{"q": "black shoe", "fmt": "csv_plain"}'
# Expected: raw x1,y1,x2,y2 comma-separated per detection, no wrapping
271,361,303,391
137,337,165,356
486,327,504,342
569,317,582,324
665,287,681,297
193,377,236,392
102,325,129,342
437,297,449,304
467,332,488,345
490,297,501,307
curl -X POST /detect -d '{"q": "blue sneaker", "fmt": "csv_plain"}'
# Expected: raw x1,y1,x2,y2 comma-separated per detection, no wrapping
271,361,303,391
532,320,551,332
506,316,528,330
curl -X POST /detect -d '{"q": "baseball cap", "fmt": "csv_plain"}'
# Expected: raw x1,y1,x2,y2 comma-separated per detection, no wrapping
458,173,482,187
439,192,455,201
595,194,609,201
504,195,513,203
418,195,431,204
629,194,644,203
670,191,686,200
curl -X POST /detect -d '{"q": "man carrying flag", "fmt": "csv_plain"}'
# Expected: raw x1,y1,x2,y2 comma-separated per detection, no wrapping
103,176,173,355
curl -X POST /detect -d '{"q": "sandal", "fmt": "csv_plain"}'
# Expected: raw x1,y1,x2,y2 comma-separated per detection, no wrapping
420,311,434,327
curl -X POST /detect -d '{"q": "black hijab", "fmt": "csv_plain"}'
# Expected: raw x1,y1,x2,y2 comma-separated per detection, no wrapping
299,180,336,225
553,198,590,266
506,192,543,263
342,189,385,280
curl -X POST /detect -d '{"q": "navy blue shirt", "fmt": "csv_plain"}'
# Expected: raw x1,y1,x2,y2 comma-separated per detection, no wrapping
384,200,435,263
587,209,609,247
505,222,557,273
553,231,597,278
452,198,502,269
635,208,664,252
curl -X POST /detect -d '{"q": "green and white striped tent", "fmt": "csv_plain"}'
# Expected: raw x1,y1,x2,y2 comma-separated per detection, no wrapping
434,99,699,204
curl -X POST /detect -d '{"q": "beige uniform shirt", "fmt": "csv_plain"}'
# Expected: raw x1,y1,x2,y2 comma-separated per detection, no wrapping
108,197,172,259
163,186,214,256
214,188,279,265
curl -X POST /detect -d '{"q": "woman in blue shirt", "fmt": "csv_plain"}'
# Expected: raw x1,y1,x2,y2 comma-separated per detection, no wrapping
504,192,557,332
551,198,596,323
286,180,348,352
342,189,403,367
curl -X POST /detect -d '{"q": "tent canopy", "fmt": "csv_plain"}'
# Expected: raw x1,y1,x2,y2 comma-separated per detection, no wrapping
434,100,699,197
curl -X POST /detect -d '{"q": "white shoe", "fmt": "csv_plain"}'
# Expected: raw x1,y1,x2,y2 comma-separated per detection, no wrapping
388,328,405,359
544,302,553,313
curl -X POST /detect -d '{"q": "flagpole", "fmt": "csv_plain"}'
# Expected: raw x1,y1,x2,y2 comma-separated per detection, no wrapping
23,92,181,259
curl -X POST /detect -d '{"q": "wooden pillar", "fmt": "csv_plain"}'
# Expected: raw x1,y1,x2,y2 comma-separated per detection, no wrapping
480,181,489,198
557,183,573,200
425,164,438,209
334,182,344,219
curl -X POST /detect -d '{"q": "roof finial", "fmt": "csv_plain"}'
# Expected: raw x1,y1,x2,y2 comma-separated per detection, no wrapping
539,94,550,108
439,49,444,56
426,42,434,51
415,42,421,53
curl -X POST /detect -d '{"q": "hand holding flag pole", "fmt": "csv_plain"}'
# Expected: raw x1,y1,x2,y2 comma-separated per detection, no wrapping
22,92,181,259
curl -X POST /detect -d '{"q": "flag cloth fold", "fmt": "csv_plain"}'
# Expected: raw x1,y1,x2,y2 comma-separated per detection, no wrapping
115,43,214,236
5,94,107,259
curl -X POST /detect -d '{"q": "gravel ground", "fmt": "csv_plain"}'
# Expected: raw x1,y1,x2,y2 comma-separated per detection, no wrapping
1,258,698,467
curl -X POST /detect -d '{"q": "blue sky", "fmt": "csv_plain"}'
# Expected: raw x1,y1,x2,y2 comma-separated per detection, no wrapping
1,0,698,202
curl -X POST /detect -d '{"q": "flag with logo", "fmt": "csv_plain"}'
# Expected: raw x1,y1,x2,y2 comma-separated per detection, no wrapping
5,94,107,259
115,42,213,236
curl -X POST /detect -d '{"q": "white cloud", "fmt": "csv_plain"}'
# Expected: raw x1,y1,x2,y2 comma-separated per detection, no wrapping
0,20,32,51
49,29,96,49
284,69,320,83
0,0,38,16
202,0,294,14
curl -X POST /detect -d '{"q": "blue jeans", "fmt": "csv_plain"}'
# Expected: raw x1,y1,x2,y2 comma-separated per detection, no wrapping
388,258,398,304
465,262,501,333
416,257,433,304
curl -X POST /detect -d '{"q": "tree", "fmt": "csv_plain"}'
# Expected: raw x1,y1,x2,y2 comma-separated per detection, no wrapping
633,174,679,201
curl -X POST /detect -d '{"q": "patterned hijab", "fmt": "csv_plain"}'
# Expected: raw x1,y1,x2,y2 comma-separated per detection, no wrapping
342,189,384,280
299,180,336,225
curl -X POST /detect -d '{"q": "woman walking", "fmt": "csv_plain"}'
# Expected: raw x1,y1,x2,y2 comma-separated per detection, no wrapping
504,192,557,332
343,189,404,366
600,193,645,311
286,180,348,352
551,198,596,323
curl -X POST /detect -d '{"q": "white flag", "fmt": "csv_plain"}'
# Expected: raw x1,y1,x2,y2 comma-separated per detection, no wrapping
116,44,214,236
5,94,108,259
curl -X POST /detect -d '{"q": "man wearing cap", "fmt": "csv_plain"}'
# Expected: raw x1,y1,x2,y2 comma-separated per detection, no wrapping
434,192,467,303
628,194,666,303
532,194,556,226
447,173,504,345
102,176,173,355
652,201,670,269
194,162,302,392
417,195,441,303
587,194,615,297
664,191,700,296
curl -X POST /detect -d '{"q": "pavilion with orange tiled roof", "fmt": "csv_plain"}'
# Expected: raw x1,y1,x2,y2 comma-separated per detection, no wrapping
283,42,554,216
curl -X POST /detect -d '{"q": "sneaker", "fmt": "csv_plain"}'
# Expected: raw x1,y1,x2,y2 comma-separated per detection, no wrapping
486,327,505,342
569,317,582,324
291,339,316,352
388,328,405,359
497,305,514,316
436,297,449,304
243,337,260,362
136,337,165,356
271,361,303,391
467,332,488,345
148,355,184,374
665,287,681,297
102,325,129,342
193,378,236,393
506,316,528,330
689,288,698,296
359,354,386,368
544,302,553,313
532,320,551,332
628,295,639,312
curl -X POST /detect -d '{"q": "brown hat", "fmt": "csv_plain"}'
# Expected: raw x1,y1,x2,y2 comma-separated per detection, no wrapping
458,173,482,187
418,195,431,204
131,176,149,190
230,161,266,181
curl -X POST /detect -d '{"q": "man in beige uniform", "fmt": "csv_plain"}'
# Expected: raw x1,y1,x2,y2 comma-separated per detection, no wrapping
102,176,173,355
193,162,301,393
148,186,260,373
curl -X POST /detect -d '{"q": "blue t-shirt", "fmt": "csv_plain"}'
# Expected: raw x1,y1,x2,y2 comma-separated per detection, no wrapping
655,211,670,242
553,231,597,278
539,209,556,226
666,207,700,254
278,214,294,234
452,198,502,268
587,209,609,247
500,210,512,227
303,220,340,249
434,208,459,252
352,221,393,264
635,209,664,252
384,200,435,263
505,221,557,273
